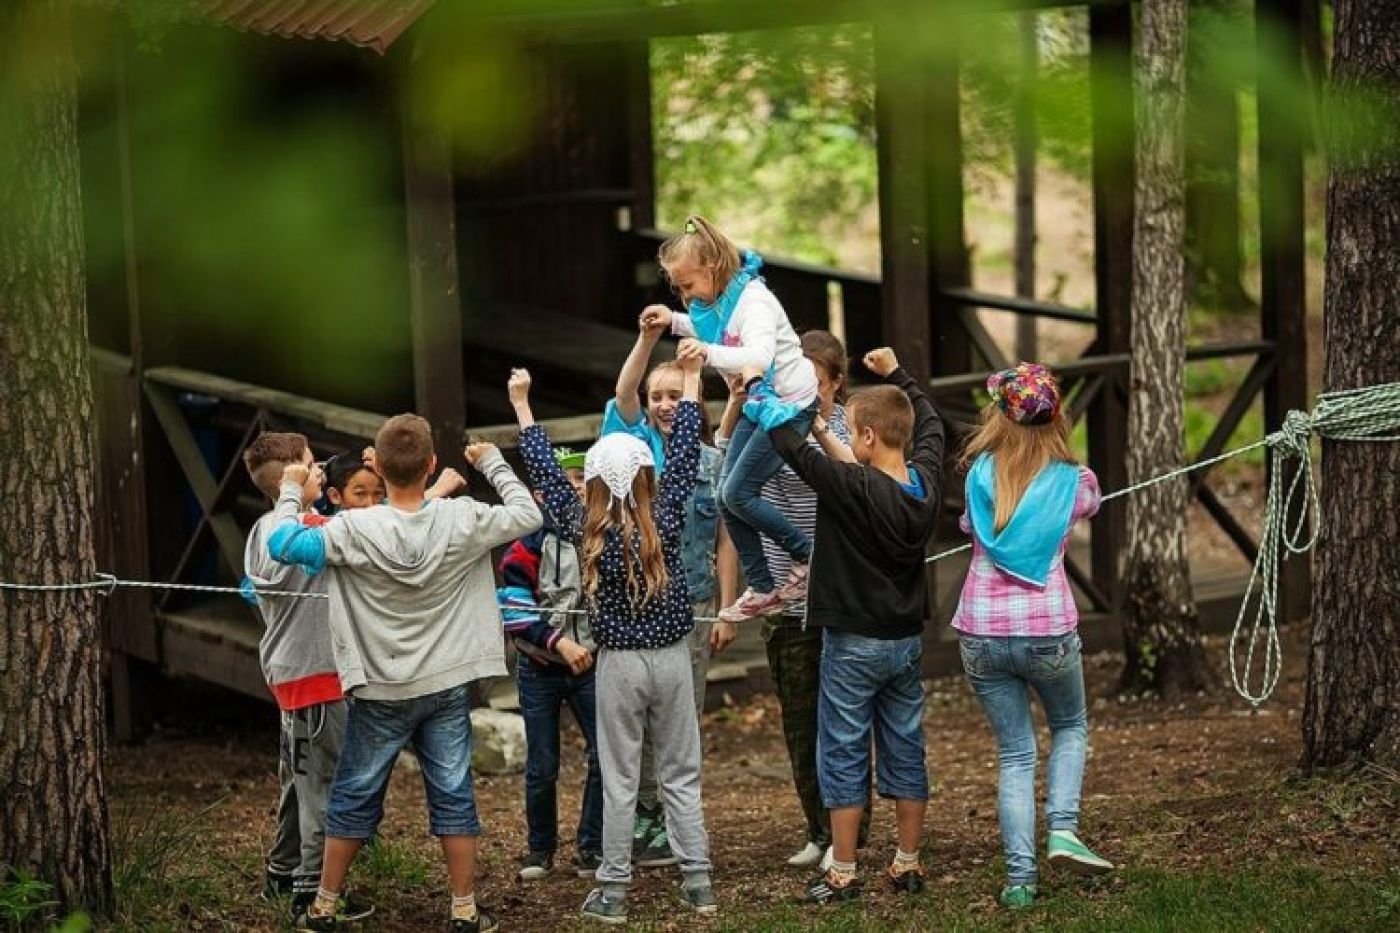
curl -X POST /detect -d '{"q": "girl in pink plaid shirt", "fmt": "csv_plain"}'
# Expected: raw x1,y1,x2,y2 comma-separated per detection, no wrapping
952,363,1115,911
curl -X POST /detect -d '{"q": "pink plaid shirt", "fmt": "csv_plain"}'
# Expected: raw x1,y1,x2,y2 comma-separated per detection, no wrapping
950,466,1101,638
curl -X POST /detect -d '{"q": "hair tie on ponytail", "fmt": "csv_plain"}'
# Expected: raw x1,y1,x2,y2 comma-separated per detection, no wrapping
684,218,698,235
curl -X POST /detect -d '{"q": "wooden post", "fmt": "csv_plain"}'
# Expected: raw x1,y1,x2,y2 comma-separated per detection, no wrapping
1087,2,1134,612
925,36,972,378
874,24,932,383
112,27,157,742
400,39,467,469
1256,0,1311,622
1014,10,1039,362
626,39,656,232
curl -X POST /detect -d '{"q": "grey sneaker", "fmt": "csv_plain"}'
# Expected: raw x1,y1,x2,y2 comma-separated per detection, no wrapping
680,883,718,915
580,888,627,925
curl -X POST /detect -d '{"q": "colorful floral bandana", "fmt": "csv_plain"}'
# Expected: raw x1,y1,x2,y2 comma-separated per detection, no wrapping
987,362,1061,426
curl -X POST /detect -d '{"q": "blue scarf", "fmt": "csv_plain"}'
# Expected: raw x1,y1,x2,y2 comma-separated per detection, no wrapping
966,454,1080,588
688,249,763,344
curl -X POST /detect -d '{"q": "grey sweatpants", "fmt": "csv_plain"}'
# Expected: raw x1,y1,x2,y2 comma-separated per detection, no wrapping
596,639,711,889
266,700,347,894
638,605,713,811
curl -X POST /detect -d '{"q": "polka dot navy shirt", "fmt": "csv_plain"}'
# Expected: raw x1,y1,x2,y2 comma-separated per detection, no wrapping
519,400,701,650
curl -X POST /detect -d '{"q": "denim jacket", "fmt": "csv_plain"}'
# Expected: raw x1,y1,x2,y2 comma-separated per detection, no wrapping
680,444,722,604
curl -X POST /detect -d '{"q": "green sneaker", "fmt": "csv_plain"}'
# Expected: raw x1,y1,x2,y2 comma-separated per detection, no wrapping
998,884,1037,909
631,808,659,858
1047,829,1115,876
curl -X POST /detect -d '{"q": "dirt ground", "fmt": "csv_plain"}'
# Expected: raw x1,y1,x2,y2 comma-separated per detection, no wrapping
105,621,1397,932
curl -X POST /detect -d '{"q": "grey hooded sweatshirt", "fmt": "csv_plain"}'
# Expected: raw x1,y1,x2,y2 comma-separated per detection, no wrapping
270,449,542,701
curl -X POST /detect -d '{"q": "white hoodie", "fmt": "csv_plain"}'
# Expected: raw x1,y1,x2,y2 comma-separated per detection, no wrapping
671,279,819,407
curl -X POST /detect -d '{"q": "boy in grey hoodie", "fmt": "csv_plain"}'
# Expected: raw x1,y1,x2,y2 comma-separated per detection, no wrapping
268,414,541,933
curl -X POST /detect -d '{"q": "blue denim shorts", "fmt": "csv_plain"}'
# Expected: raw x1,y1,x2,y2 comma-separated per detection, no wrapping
817,630,929,808
325,684,480,839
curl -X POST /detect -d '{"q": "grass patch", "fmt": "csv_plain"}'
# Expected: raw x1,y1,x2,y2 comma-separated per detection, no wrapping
709,863,1393,933
357,836,434,892
106,798,243,932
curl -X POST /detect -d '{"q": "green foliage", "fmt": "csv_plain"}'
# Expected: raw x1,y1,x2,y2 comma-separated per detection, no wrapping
357,837,432,892
0,868,58,928
651,25,878,268
109,799,233,929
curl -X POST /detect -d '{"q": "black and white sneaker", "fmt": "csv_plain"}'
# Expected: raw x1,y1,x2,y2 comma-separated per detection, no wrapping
448,906,499,932
518,850,554,881
888,865,925,894
574,850,603,878
802,871,861,905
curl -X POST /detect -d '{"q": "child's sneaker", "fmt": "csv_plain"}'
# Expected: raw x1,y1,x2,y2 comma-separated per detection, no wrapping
679,882,718,915
635,826,679,868
574,850,603,878
787,841,825,867
774,563,810,602
1046,829,1114,875
631,807,660,857
293,891,374,928
802,870,861,905
261,869,294,902
718,587,784,623
888,864,925,894
580,888,628,925
998,884,1037,909
448,906,499,932
517,850,554,881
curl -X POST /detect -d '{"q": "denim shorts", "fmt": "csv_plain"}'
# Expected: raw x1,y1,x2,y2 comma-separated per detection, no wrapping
325,684,480,839
817,630,929,808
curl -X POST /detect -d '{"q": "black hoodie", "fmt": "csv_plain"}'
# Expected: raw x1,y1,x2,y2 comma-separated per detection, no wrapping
769,367,945,640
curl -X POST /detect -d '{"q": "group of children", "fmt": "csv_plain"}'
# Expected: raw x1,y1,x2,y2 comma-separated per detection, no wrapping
240,215,1114,931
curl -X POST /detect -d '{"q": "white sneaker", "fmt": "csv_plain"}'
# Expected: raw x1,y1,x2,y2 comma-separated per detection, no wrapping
819,845,835,872
717,588,785,623
787,842,825,867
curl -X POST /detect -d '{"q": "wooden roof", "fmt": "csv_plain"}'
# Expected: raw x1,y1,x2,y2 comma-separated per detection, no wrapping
204,0,436,53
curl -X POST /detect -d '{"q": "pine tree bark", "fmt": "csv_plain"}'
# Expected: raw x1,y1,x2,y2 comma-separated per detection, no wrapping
0,0,113,914
1120,0,1214,697
1014,9,1039,362
1301,0,1400,770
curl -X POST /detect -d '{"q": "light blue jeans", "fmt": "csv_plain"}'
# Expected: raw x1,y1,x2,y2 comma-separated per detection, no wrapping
958,631,1087,886
719,403,818,592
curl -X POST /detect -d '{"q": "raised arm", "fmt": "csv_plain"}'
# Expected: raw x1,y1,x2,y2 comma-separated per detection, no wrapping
266,462,327,574
460,441,543,550
512,368,585,544
657,356,704,515
614,310,669,425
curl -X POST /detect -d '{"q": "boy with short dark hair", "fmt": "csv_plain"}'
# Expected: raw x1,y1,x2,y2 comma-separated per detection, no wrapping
242,433,373,926
268,414,541,933
754,348,945,904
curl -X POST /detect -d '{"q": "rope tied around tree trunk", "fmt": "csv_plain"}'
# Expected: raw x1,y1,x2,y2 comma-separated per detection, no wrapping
1230,382,1400,707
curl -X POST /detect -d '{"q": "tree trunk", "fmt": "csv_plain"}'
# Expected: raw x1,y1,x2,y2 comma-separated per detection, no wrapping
1183,0,1252,313
1301,0,1400,770
1014,9,1038,362
0,0,113,914
1120,0,1214,697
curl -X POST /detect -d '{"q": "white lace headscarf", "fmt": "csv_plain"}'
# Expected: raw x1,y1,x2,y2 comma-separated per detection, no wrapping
584,433,655,506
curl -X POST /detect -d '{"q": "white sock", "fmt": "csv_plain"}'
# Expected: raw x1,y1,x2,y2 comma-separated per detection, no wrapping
310,887,339,918
892,848,921,873
450,893,477,921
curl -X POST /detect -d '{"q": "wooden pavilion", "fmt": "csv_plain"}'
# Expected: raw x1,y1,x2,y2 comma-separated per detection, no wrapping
80,0,1312,739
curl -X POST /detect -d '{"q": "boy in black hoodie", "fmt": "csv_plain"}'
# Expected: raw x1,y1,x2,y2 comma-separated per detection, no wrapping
756,347,944,904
